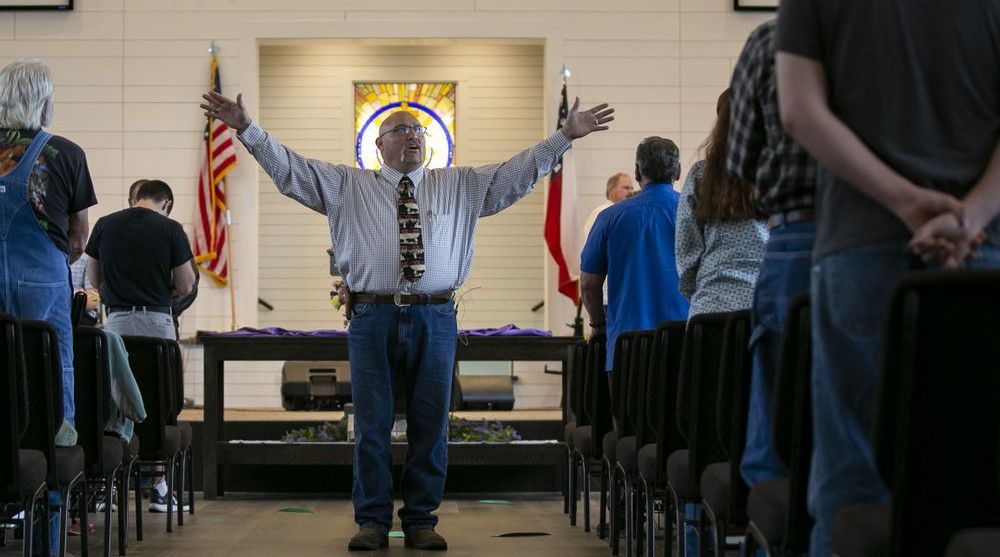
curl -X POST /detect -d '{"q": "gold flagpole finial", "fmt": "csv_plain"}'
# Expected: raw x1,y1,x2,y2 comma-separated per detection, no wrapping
208,40,219,57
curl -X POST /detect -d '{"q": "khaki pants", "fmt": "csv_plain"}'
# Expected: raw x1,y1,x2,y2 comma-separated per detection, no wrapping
105,309,176,340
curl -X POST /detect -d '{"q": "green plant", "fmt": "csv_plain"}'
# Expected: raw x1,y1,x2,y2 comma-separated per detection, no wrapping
448,415,522,443
280,414,523,443
282,418,348,442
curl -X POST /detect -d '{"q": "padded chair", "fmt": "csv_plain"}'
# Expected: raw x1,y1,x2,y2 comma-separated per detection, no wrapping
603,332,636,555
612,330,654,557
636,320,686,557
945,438,1000,557
20,320,89,557
165,341,194,522
699,310,752,556
744,294,812,556
564,340,587,525
832,271,1000,557
73,327,129,557
121,336,182,534
0,313,49,557
666,312,730,557
120,432,141,550
570,334,610,539
945,529,1000,557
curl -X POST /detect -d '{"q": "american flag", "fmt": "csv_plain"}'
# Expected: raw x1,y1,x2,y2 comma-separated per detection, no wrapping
193,55,237,286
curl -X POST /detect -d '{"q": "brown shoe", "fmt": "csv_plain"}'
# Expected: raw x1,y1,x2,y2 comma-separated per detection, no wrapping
348,527,389,551
404,529,448,550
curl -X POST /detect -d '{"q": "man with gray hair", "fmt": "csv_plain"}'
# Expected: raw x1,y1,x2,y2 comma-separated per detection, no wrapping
581,136,689,371
202,90,613,551
0,57,96,555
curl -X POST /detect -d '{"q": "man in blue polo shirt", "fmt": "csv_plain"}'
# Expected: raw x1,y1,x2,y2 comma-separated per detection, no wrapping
580,136,690,372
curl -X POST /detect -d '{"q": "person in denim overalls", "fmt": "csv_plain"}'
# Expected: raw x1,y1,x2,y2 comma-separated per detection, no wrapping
0,57,90,557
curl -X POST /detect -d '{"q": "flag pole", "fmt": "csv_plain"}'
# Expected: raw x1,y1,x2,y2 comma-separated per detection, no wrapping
223,194,237,330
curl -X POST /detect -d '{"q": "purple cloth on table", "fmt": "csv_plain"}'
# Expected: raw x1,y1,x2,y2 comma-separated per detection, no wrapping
212,324,551,338
458,324,552,337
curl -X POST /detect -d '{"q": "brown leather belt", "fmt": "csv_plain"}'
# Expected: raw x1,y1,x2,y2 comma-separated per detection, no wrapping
767,208,816,230
352,291,454,307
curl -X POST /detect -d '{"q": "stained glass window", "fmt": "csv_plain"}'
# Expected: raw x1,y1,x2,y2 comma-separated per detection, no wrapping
354,82,456,170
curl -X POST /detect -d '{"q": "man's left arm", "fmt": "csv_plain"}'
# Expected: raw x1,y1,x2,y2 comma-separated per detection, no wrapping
172,259,200,316
473,130,572,217
474,99,614,217
67,209,88,264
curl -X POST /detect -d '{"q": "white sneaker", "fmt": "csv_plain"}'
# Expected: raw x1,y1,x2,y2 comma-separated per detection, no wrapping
95,486,117,512
148,488,189,513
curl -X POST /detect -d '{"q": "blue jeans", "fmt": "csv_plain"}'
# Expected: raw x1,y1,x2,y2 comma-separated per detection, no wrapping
740,221,815,487
807,242,1000,556
348,300,456,533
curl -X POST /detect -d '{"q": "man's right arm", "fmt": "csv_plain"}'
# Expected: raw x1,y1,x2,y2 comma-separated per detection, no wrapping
580,212,611,335
580,271,606,338
238,121,347,215
202,91,347,215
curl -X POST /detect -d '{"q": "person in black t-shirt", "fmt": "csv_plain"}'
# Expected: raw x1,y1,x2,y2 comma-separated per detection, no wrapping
775,1,1000,554
128,178,200,336
86,179,196,341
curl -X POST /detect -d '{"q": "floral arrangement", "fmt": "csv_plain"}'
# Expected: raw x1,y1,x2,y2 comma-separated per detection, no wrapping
281,415,522,443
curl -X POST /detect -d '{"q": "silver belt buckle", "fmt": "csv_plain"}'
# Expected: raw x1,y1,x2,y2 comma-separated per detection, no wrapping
393,293,410,307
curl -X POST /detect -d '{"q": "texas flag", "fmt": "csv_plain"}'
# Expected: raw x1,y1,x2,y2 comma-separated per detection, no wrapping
543,76,579,303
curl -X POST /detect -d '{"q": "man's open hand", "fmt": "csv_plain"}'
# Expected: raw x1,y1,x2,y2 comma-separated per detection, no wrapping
200,91,251,133
562,98,614,140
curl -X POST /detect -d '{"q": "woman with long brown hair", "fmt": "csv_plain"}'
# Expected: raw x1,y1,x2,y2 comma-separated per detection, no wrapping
675,88,767,317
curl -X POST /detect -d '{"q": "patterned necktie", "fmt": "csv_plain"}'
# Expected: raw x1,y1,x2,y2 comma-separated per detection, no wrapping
397,175,425,282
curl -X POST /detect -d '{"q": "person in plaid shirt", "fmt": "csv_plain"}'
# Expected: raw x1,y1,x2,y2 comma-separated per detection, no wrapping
726,20,818,490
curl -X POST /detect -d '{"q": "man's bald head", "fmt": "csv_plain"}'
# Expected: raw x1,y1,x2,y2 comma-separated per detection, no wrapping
378,110,420,137
375,110,426,174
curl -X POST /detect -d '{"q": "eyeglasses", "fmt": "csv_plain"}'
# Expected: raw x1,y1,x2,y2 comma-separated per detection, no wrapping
377,124,427,140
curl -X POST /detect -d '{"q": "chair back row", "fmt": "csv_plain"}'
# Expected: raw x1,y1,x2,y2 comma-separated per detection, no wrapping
122,335,185,462
715,311,753,523
675,311,749,500
0,314,28,502
19,320,61,488
613,330,655,441
73,326,114,478
580,334,610,453
566,340,588,425
771,294,813,553
648,321,688,488
874,270,1000,556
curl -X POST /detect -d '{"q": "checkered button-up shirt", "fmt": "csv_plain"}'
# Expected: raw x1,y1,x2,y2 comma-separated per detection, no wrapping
727,19,817,216
238,121,572,295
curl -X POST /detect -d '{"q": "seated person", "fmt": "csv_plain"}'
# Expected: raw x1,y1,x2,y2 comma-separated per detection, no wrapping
675,88,768,317
70,253,100,325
